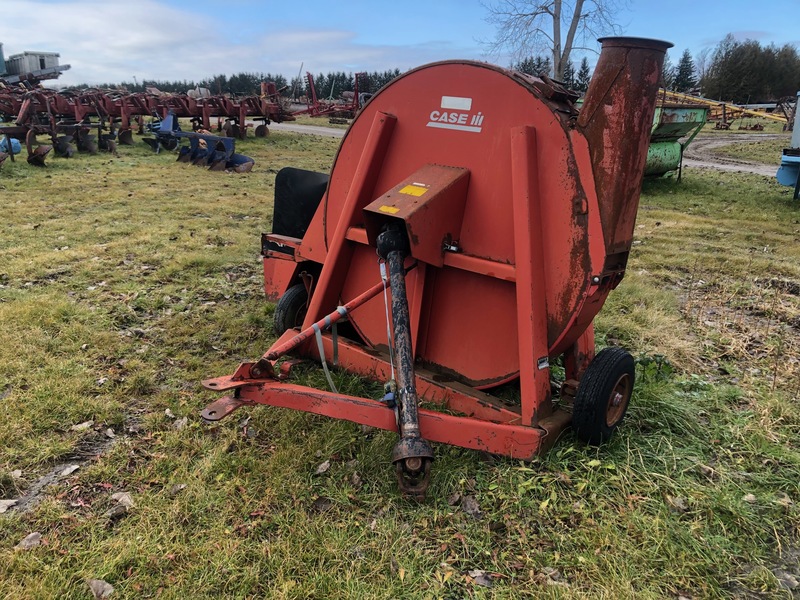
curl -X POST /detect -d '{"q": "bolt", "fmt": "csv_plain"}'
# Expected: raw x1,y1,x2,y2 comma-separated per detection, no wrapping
404,457,422,472
612,392,623,407
592,276,601,284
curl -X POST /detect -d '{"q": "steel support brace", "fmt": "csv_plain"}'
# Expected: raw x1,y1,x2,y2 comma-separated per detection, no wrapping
202,336,529,425
300,111,397,331
314,335,522,424
219,382,548,459
510,126,552,426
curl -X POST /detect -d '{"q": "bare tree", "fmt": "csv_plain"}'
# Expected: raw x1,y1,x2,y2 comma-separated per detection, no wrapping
482,0,624,79
694,47,712,82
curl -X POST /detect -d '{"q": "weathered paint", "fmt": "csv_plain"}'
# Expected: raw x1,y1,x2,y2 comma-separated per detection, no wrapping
644,141,683,176
204,38,671,482
579,36,672,256
575,100,709,177
646,105,708,176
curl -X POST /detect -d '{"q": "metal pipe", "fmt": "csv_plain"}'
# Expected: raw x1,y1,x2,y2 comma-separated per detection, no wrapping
579,37,673,258
386,248,423,442
376,225,433,499
792,91,800,148
265,279,386,361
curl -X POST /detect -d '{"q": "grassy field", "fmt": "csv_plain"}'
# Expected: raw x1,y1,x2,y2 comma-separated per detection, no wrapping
714,137,790,164
0,131,799,599
291,115,350,129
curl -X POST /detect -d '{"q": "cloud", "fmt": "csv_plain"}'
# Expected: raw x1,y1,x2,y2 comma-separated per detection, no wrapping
3,0,484,87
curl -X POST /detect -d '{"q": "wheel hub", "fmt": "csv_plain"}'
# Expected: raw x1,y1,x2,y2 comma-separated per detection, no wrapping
606,373,631,427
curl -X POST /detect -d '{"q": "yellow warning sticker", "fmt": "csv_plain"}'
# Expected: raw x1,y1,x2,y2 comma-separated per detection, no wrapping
378,205,400,214
399,184,428,197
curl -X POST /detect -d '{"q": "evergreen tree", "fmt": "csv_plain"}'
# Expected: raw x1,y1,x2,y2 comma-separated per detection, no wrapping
575,57,591,92
562,60,576,88
513,55,552,76
674,49,697,92
701,35,800,102
67,68,406,100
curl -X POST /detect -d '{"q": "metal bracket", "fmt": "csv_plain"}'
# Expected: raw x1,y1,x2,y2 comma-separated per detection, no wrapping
201,396,252,422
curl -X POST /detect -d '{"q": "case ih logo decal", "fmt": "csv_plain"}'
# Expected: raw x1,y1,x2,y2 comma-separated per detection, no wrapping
427,96,484,133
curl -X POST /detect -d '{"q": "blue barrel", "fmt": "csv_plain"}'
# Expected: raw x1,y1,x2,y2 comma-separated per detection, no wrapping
0,137,22,154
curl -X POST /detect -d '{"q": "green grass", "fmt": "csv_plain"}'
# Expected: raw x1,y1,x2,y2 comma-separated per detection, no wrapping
291,114,351,129
714,136,792,164
0,133,798,599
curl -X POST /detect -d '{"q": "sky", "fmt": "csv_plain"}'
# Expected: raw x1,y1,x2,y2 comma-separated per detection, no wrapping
2,0,799,87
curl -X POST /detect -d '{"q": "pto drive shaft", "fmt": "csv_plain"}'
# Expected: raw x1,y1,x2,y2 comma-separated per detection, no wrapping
376,224,434,500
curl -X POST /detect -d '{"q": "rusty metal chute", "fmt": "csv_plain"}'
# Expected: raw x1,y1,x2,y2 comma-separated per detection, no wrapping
201,37,672,499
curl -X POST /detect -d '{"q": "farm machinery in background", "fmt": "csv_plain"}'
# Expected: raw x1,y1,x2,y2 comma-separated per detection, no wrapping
143,111,255,173
293,72,372,121
644,92,708,178
661,89,789,131
776,91,800,199
0,82,295,168
573,88,708,178
0,42,70,87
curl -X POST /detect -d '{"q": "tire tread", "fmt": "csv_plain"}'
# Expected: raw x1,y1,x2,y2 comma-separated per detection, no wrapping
572,347,635,445
273,284,309,336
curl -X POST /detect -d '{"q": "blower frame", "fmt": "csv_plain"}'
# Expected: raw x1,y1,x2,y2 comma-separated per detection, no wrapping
201,37,672,499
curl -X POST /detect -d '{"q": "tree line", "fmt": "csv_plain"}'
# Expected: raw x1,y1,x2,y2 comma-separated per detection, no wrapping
659,37,800,102
66,69,404,99
515,34,800,104
65,32,800,105
697,35,800,103
513,55,591,92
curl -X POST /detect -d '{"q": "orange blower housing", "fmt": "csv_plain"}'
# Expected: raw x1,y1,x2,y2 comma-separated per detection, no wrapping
202,37,672,496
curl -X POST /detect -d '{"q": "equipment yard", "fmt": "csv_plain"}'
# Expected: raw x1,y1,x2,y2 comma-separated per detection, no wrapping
0,116,799,599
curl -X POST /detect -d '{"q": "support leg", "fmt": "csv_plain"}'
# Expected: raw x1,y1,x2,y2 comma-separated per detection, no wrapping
794,169,800,201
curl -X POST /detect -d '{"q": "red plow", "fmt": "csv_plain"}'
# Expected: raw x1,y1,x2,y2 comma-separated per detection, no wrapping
0,82,295,166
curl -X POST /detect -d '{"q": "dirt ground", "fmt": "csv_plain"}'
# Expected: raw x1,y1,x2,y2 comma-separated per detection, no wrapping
680,133,785,176
269,122,345,138
269,124,785,178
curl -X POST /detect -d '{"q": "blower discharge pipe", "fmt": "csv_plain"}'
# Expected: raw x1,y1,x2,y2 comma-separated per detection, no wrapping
377,225,434,497
578,37,673,259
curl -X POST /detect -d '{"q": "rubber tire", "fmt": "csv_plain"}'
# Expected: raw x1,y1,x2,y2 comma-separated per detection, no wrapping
572,347,635,445
273,284,309,336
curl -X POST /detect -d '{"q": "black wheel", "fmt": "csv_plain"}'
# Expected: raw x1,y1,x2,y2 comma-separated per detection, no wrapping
572,347,635,445
227,124,240,138
273,284,308,335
